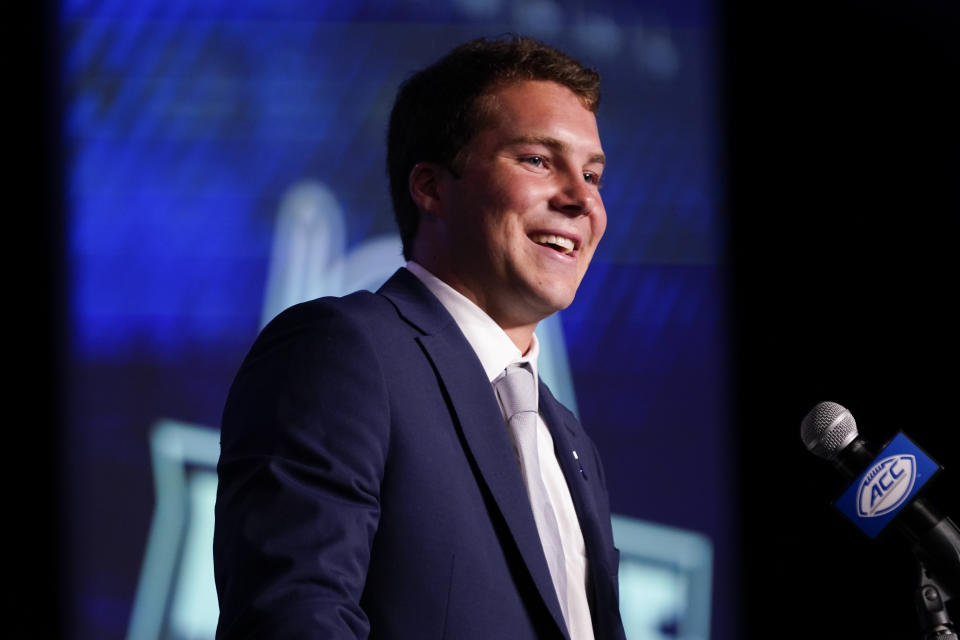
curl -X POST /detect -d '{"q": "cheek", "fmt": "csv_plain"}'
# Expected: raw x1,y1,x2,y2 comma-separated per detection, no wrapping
494,171,544,209
476,172,548,244
487,192,533,239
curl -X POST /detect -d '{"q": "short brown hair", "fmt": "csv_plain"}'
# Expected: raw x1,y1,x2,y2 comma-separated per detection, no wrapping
387,35,601,260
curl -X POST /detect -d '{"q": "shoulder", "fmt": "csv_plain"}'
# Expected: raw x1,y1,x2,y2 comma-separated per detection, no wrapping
222,292,401,452
261,290,395,334
245,291,409,362
229,292,404,401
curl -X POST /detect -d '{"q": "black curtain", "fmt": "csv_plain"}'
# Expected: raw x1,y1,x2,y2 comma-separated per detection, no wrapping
726,0,959,637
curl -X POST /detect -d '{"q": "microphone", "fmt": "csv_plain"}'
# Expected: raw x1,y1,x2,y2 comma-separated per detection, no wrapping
801,401,960,594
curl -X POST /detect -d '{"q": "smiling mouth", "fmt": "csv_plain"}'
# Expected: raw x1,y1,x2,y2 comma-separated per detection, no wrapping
530,233,576,255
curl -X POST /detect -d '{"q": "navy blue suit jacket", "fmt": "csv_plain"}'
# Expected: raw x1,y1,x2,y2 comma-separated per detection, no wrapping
214,268,626,639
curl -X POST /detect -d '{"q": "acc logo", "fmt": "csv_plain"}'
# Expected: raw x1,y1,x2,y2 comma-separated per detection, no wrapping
856,454,916,518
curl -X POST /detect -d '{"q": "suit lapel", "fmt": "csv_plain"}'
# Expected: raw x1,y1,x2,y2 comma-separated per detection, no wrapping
538,387,613,573
539,385,621,639
379,270,571,639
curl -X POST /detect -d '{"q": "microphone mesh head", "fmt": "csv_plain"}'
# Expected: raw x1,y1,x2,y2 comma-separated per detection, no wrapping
800,401,859,460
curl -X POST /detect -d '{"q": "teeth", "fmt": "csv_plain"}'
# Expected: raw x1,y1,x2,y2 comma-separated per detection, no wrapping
531,234,575,254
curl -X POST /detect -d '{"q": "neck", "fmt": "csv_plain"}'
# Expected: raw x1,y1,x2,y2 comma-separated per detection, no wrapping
410,256,540,354
445,277,540,353
502,324,536,354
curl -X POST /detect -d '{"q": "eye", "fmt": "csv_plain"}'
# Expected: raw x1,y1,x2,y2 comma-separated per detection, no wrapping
522,155,545,167
584,171,603,188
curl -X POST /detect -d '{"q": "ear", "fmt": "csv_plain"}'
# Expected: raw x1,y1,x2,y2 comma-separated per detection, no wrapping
408,162,447,217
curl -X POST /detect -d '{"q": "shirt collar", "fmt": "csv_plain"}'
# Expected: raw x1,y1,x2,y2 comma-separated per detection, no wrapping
405,261,540,388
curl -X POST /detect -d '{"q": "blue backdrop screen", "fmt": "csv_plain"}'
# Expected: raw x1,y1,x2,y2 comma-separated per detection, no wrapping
64,1,729,637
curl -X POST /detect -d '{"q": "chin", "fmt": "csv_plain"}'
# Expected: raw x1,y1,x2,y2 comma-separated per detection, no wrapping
530,287,578,316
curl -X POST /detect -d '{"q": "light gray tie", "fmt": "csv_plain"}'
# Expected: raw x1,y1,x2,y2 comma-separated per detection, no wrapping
495,363,569,628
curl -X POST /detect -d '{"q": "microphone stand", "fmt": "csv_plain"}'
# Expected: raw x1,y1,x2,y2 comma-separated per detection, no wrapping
915,557,957,639
894,492,960,638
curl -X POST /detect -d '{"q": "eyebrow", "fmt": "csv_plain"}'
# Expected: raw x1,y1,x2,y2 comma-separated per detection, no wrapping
507,135,606,167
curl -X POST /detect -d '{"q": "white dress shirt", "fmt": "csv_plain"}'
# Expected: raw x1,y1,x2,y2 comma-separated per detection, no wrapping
406,261,595,640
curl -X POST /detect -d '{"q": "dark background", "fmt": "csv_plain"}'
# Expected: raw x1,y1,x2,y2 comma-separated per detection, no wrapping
17,0,65,637
20,0,960,637
726,0,959,637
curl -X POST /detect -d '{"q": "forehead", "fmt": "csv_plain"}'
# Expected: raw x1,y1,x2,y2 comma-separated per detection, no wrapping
474,80,602,147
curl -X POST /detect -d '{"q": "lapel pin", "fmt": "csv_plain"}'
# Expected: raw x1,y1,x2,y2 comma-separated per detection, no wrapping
572,450,587,480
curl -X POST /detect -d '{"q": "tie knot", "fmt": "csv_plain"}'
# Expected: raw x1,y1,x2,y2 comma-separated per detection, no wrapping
495,363,537,419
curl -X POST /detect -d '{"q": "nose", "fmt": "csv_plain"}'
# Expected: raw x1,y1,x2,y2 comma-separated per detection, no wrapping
550,170,596,216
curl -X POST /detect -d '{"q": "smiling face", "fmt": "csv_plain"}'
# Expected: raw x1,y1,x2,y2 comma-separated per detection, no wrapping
411,80,607,348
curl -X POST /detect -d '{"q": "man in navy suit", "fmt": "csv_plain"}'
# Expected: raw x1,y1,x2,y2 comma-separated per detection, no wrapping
214,36,626,639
